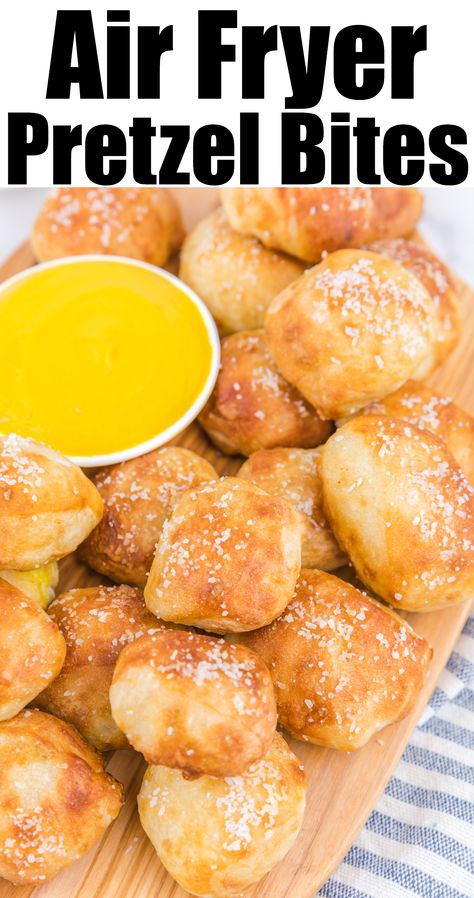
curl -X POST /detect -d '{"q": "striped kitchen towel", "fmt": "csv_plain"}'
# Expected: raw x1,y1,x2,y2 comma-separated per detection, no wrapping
318,613,474,898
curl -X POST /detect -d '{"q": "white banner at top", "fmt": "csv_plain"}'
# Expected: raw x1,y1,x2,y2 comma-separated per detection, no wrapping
0,0,472,186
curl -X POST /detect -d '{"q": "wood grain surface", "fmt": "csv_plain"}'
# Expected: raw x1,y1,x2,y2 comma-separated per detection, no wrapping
0,188,472,898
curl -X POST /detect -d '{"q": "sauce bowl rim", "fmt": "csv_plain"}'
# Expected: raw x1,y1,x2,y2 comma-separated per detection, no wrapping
0,254,221,467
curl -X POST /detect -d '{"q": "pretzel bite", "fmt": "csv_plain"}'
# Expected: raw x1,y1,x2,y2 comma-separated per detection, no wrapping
31,187,184,266
238,448,346,570
0,561,58,608
347,381,474,485
321,416,474,611
179,207,305,335
198,330,332,455
0,433,103,571
110,630,277,776
265,250,437,420
367,238,461,375
221,187,423,262
144,477,302,632
0,580,66,721
138,731,306,898
80,447,217,587
0,709,123,884
237,570,431,750
34,585,163,751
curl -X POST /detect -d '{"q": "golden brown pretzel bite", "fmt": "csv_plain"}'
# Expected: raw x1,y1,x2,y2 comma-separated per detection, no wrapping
110,629,277,776
138,732,306,898
0,709,123,884
35,585,166,751
345,380,474,485
367,238,461,375
0,579,66,721
237,569,431,750
198,330,332,455
144,476,302,632
321,416,474,611
179,207,305,334
80,447,217,587
221,187,423,262
0,433,102,571
238,447,346,570
31,187,184,266
265,250,437,420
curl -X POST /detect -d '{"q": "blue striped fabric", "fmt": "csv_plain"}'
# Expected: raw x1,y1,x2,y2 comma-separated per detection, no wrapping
318,612,474,898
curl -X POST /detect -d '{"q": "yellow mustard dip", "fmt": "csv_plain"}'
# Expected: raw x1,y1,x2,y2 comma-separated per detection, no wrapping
0,259,214,459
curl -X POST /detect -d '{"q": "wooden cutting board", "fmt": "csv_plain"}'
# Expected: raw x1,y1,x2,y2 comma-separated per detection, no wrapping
0,189,473,898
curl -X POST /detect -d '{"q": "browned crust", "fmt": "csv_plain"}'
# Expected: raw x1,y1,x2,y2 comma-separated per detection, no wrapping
80,447,217,587
0,709,123,884
34,585,160,750
137,731,306,897
221,187,423,262
111,629,277,776
350,380,474,486
321,416,474,611
265,250,437,420
0,434,103,570
238,448,346,570
144,477,303,633
31,187,184,266
198,330,332,455
179,207,305,335
0,579,66,721
367,238,461,372
238,569,432,750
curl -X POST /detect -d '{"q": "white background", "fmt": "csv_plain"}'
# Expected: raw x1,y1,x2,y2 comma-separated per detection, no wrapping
0,0,472,185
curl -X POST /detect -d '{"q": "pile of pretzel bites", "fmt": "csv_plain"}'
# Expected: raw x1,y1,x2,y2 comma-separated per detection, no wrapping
0,186,472,896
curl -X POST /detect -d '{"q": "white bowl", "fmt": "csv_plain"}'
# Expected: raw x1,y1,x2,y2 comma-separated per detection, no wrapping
0,255,220,468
